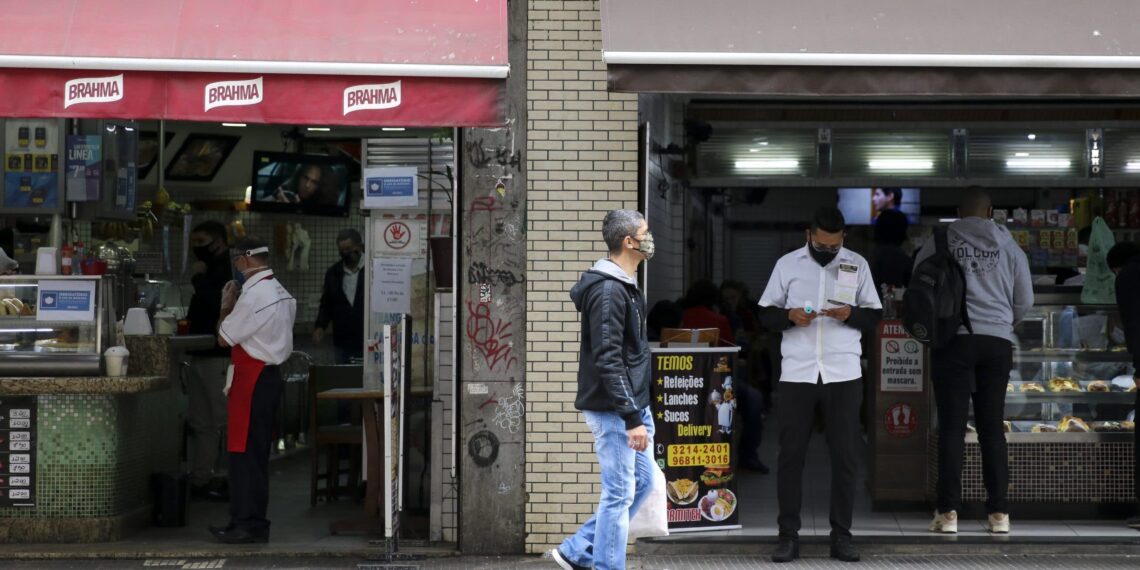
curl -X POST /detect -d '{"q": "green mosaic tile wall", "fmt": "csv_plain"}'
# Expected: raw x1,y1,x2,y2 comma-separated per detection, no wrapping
0,386,181,519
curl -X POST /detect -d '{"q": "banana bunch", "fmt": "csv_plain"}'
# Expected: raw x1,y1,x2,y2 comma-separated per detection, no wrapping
98,221,135,241
0,298,33,316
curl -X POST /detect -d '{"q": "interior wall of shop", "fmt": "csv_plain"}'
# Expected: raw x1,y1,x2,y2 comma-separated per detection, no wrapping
719,186,1063,297
640,94,687,305
522,0,641,554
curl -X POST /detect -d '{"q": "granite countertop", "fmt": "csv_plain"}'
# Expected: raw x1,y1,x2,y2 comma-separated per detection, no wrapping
0,376,169,395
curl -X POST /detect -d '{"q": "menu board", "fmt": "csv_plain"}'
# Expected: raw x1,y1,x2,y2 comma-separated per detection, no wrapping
651,348,741,532
0,396,36,507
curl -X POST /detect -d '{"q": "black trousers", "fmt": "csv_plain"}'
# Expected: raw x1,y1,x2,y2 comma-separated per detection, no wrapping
776,377,863,539
932,335,1013,515
1135,390,1139,507
228,364,284,535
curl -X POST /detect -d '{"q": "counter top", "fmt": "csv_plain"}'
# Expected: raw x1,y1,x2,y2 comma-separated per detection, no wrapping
0,376,169,395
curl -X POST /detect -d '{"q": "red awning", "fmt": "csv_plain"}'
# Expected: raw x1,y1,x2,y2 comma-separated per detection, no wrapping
0,0,507,126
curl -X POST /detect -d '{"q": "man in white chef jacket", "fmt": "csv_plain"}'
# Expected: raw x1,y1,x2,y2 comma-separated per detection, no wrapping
757,207,882,564
209,238,296,544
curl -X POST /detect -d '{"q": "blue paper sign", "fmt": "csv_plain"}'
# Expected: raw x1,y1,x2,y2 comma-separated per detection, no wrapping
363,166,418,209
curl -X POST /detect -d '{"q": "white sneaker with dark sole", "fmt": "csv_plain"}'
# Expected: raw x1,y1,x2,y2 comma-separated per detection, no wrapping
929,510,958,533
549,548,588,570
987,513,1011,534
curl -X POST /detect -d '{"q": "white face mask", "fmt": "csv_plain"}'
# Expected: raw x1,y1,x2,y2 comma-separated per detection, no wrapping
633,231,655,260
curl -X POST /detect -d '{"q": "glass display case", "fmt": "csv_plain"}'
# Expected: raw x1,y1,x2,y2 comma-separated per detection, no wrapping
0,275,112,376
979,291,1136,441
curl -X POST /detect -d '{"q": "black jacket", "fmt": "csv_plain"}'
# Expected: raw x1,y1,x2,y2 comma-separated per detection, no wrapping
1115,256,1140,373
186,255,232,357
569,259,651,429
316,261,365,351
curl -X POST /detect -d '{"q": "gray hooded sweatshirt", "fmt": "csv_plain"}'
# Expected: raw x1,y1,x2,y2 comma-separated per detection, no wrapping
915,217,1034,343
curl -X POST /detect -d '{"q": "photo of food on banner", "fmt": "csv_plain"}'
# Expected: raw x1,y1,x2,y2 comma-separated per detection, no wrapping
652,350,741,529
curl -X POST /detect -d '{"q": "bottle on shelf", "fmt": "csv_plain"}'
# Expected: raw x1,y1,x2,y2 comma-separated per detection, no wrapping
60,243,74,275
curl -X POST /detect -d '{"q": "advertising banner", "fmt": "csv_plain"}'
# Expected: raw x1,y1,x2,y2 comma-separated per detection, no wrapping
4,120,59,210
651,347,741,532
879,320,924,392
65,135,101,202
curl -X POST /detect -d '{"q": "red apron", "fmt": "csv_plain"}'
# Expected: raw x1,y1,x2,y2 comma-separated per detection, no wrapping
227,344,266,453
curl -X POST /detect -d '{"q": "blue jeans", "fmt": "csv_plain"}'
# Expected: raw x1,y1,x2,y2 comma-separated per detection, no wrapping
560,407,654,570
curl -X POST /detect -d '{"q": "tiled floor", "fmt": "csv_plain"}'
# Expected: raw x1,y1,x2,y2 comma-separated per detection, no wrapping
654,425,1139,541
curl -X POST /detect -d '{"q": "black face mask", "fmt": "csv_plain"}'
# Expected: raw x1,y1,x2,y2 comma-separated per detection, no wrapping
193,245,215,262
809,243,839,267
341,251,361,267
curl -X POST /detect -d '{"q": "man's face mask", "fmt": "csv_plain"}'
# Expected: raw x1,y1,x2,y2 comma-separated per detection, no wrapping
340,249,362,267
807,232,842,267
632,231,655,261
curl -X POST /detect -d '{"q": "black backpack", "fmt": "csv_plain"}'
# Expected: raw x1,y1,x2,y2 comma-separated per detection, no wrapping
902,227,973,347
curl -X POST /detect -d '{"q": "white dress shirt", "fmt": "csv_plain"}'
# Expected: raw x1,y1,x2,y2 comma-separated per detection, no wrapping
219,269,297,365
342,263,362,307
758,245,882,384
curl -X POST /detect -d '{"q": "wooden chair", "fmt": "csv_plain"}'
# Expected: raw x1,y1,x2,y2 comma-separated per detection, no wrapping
308,364,364,506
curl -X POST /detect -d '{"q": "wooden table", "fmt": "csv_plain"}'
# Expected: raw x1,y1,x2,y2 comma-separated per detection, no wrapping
316,388,385,535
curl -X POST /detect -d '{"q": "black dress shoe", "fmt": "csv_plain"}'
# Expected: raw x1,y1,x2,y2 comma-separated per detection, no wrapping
830,536,860,562
209,526,268,544
771,537,800,563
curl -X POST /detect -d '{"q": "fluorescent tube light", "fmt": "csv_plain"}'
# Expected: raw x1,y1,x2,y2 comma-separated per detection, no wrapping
222,123,247,127
382,127,406,132
1015,152,1030,157
307,127,331,132
1005,158,1070,170
868,159,934,171
1125,161,1140,172
734,159,799,170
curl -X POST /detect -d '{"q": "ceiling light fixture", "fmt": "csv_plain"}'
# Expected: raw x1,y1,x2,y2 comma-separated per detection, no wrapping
382,127,406,132
222,123,247,128
1027,133,1037,140
1015,152,1030,157
734,159,799,170
868,159,934,171
1125,161,1140,172
1005,158,1070,170
307,127,331,132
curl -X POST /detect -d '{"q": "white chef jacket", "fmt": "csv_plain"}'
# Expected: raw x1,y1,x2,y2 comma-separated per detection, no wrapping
758,245,881,384
219,269,297,365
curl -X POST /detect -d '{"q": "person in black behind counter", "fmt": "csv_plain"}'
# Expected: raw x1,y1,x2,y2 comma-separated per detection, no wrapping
312,229,365,364
870,209,912,296
185,221,232,500
1107,241,1140,530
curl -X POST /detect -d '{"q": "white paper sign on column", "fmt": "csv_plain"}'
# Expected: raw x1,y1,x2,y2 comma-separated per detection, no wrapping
371,257,413,314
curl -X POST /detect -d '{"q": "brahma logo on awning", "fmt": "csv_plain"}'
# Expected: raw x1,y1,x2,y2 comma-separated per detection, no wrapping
343,81,402,115
64,74,124,108
205,77,264,111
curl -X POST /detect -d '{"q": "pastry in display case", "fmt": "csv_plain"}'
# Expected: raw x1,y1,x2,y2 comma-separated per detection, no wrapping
0,275,112,376
993,293,1136,439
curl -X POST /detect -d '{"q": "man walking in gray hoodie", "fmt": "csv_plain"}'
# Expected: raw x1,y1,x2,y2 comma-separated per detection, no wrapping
550,209,655,570
915,189,1033,535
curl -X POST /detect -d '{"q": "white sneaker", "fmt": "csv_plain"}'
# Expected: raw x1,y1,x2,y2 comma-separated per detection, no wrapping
929,510,958,533
987,512,1011,534
549,548,587,570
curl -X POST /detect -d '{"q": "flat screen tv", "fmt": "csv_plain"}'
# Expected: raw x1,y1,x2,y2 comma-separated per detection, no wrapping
837,187,920,225
249,151,351,217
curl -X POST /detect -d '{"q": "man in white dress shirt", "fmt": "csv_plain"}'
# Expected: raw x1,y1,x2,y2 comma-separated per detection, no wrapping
209,238,297,544
758,207,882,563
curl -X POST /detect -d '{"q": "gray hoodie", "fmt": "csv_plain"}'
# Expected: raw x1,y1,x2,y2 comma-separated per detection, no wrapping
915,217,1034,343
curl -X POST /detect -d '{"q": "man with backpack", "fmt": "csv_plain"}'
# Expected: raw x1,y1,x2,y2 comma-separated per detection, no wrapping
912,189,1033,535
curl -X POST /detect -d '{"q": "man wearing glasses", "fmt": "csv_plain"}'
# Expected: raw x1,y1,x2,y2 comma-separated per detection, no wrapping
758,206,882,563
